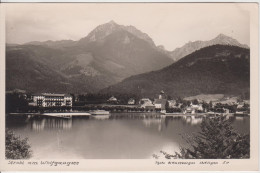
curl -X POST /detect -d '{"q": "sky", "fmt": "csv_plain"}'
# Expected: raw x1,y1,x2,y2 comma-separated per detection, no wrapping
5,3,250,50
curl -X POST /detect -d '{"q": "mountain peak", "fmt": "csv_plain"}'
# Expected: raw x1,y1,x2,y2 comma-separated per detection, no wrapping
108,20,117,25
211,33,249,48
79,21,156,47
213,33,233,42
79,20,121,43
103,20,119,27
216,33,229,38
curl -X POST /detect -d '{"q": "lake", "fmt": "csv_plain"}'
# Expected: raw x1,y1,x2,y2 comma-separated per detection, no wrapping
6,113,250,159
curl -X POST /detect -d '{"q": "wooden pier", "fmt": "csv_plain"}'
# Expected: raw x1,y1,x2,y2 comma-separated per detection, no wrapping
9,112,91,119
43,112,91,118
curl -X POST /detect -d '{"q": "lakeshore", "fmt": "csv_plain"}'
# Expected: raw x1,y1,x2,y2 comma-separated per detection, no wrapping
8,111,249,120
6,112,249,159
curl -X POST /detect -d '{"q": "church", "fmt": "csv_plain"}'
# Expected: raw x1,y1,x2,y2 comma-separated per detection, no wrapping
153,90,167,111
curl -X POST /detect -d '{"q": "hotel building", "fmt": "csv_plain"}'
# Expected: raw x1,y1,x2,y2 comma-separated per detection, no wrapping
29,93,73,107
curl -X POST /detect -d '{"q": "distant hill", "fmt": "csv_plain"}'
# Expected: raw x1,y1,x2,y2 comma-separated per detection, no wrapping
183,94,225,102
6,46,73,93
6,21,173,93
101,45,250,98
159,34,249,62
25,40,77,50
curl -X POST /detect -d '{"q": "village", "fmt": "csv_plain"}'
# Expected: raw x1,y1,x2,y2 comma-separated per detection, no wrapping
6,89,250,116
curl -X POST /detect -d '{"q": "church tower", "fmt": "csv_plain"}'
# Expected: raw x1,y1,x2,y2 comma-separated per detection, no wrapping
159,90,165,99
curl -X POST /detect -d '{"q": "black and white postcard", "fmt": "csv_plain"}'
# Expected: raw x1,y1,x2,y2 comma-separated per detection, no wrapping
0,2,259,171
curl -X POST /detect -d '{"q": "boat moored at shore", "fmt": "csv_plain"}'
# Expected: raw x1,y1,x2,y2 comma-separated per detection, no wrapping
89,110,110,115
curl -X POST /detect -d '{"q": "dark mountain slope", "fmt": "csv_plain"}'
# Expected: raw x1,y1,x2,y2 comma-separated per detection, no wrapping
6,46,117,93
6,21,173,93
6,47,73,93
101,45,250,98
77,29,173,78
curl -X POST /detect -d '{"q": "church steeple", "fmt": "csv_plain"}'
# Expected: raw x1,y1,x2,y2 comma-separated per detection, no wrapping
159,90,165,99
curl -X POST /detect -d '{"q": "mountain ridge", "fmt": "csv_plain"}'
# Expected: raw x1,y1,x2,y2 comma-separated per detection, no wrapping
6,21,250,95
22,21,249,63
6,21,173,93
168,33,249,62
100,44,250,98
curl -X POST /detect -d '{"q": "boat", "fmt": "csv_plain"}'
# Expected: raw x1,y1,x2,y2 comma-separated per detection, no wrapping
92,114,110,120
234,111,249,117
89,110,110,115
162,112,183,117
89,110,110,120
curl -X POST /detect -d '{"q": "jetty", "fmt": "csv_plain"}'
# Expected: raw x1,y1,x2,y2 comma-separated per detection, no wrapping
9,112,91,119
43,112,91,118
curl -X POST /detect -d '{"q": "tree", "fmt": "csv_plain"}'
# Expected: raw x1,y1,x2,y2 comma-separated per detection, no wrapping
176,97,183,104
237,97,243,103
209,101,213,109
6,93,29,113
162,116,250,159
228,105,237,113
202,101,209,112
5,129,32,159
192,99,199,105
165,101,170,111
167,95,173,100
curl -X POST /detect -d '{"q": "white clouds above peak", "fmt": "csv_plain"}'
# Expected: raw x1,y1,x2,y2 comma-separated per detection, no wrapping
5,3,250,50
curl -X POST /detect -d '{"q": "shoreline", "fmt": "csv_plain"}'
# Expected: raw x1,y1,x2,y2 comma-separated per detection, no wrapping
7,111,249,118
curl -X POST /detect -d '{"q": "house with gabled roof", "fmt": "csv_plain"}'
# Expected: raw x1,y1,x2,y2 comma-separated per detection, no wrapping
128,98,135,105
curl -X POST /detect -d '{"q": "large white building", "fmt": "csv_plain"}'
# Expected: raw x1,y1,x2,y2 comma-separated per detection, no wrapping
29,93,73,107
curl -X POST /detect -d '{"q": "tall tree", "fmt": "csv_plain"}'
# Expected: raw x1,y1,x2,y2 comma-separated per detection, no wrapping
162,116,250,159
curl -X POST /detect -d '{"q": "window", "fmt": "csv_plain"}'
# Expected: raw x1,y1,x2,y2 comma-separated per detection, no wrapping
37,99,43,106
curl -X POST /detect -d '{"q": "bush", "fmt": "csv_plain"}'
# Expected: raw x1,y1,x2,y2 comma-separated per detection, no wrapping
162,116,250,159
5,129,32,159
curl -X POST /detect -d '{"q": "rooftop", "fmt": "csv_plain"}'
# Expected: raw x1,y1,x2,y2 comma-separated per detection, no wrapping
42,93,65,96
33,93,72,97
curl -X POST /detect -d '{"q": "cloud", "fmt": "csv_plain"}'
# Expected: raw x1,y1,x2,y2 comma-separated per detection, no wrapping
5,3,250,50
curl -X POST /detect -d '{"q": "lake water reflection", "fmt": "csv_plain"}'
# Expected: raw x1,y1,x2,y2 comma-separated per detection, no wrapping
6,113,249,159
